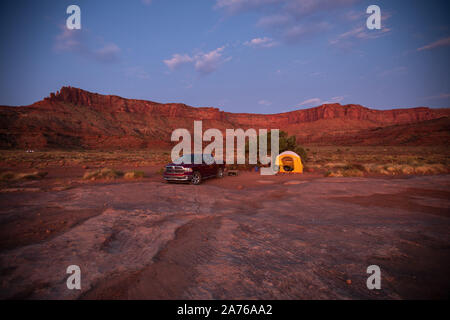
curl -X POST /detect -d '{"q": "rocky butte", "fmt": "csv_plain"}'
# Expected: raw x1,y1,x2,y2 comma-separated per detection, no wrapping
0,86,449,149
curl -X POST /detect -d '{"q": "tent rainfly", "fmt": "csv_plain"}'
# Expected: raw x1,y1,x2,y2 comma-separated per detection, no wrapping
275,151,303,173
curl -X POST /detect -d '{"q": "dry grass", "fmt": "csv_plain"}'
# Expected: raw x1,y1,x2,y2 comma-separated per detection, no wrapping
82,168,146,180
0,171,48,181
322,162,449,177
0,146,448,178
124,170,145,179
83,168,124,180
0,150,171,169
304,146,449,177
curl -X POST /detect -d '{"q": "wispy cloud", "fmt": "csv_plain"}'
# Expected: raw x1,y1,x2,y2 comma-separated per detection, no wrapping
417,36,450,51
297,98,322,107
195,46,231,74
54,27,83,52
54,27,121,63
344,10,365,21
93,43,121,63
163,47,231,75
163,54,193,70
244,37,278,48
258,99,272,106
297,96,346,107
329,11,392,48
216,0,364,45
323,96,346,104
329,26,391,48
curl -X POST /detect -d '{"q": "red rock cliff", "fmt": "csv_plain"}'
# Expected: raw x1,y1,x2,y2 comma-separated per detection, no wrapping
1,86,449,149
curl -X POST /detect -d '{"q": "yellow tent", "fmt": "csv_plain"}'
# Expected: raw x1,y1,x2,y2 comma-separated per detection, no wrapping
276,151,303,173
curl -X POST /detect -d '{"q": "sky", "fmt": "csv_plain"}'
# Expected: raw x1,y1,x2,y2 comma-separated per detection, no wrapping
0,0,449,113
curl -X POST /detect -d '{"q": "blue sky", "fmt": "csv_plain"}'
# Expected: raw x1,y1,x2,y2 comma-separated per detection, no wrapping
0,0,449,113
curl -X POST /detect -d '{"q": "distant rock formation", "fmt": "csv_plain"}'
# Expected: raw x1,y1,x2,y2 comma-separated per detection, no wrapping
0,86,449,149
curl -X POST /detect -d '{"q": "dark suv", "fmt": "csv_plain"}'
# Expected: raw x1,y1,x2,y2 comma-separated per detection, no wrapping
163,154,225,185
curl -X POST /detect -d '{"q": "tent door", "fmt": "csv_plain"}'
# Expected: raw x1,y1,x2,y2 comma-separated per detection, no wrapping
282,156,294,172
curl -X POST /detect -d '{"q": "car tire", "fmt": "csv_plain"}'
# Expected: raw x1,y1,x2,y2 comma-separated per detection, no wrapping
216,167,224,179
191,171,202,185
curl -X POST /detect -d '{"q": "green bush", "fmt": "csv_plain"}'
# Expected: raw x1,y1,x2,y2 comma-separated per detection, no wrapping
245,130,308,163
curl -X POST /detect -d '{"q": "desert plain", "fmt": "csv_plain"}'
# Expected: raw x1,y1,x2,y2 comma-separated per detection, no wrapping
0,146,449,299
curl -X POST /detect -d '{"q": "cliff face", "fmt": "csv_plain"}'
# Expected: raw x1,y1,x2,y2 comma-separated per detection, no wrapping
1,86,449,149
45,86,446,125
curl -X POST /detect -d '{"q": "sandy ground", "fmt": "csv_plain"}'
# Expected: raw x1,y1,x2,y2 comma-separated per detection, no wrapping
0,172,449,299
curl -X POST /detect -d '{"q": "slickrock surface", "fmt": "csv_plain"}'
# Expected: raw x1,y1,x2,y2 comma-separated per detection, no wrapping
0,174,449,299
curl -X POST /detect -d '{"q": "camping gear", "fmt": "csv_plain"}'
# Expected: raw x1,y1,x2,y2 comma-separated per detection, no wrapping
275,151,303,173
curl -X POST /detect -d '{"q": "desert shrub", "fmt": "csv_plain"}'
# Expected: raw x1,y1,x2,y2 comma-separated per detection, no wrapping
413,164,447,175
124,170,145,179
325,170,343,177
342,168,364,177
399,165,415,175
293,146,308,162
0,171,47,181
414,166,432,175
324,162,347,168
304,164,322,172
83,168,124,180
323,162,365,176
361,163,447,176
382,164,415,175
385,166,397,173
344,163,366,172
157,167,165,175
431,164,448,173
245,130,308,163
325,167,364,177
0,172,15,181
362,164,389,175
23,171,43,180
